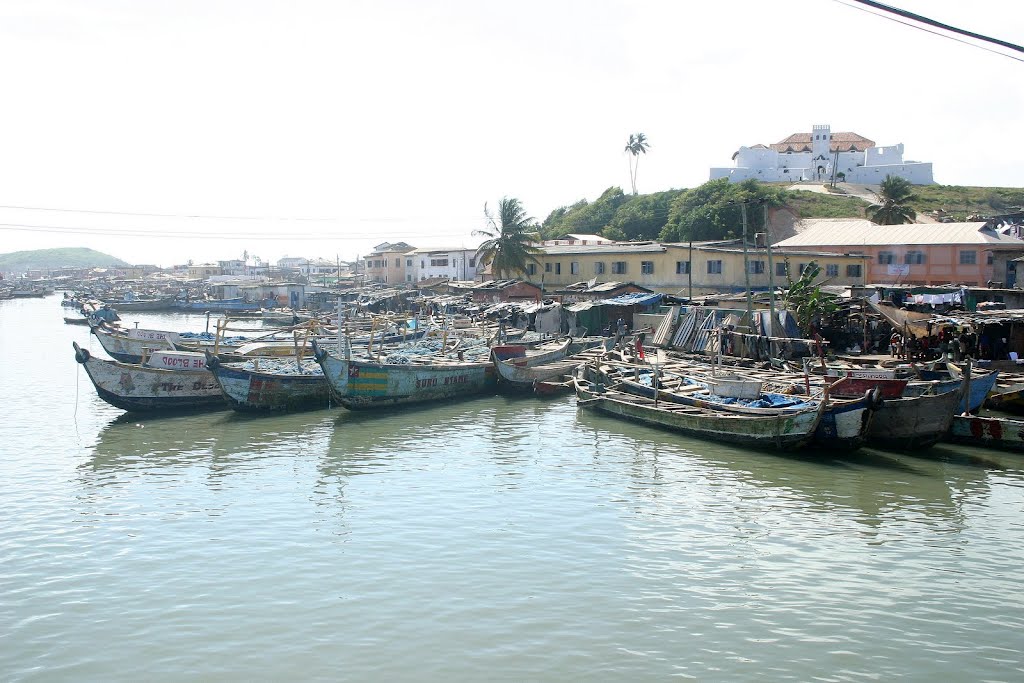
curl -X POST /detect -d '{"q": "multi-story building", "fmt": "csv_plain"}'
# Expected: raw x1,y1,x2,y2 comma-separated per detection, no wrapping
406,247,480,283
711,123,934,185
773,219,1024,287
363,242,415,284
187,263,222,279
531,241,868,296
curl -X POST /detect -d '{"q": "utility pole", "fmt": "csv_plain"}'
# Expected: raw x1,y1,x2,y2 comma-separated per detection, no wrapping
740,202,754,323
764,201,776,338
688,238,693,301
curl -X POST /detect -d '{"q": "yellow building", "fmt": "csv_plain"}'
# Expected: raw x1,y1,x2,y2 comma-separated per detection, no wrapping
187,263,222,279
363,242,415,285
530,241,868,295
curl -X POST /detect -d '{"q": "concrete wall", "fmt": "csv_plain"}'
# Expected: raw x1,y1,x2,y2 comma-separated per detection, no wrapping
848,162,933,185
734,146,778,169
865,144,904,166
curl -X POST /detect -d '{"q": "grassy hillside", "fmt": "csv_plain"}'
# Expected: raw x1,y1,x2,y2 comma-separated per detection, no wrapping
540,181,1022,244
784,190,869,219
0,247,130,273
908,185,1024,220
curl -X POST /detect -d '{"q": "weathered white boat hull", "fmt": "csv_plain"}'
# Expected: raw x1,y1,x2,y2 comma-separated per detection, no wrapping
91,325,178,363
73,343,223,412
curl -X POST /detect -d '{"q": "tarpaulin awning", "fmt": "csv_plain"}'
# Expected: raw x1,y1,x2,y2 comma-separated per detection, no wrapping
600,292,663,307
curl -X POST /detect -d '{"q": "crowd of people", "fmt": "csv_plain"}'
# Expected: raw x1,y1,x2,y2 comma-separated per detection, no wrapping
889,325,1011,362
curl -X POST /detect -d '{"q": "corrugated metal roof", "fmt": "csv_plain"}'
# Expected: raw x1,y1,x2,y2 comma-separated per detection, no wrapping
602,292,663,307
774,219,1024,248
541,243,666,255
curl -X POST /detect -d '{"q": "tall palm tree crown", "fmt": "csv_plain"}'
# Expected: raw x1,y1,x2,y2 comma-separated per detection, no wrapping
868,174,917,225
624,132,650,195
473,197,542,280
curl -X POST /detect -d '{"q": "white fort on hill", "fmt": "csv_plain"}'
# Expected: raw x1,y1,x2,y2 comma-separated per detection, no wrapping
710,124,933,185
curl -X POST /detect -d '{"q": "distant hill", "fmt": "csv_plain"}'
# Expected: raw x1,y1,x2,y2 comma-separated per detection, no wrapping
0,247,130,274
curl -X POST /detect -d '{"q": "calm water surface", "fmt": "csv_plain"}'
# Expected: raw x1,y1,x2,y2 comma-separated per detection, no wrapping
2,295,1023,681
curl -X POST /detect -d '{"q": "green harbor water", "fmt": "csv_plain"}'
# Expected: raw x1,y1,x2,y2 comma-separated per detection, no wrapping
2,295,1023,681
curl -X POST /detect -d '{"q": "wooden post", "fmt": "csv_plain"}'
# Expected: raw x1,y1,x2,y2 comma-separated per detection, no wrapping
962,358,972,416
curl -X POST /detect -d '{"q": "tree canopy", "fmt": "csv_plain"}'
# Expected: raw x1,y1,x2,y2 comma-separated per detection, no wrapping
659,179,788,243
474,197,543,279
540,186,683,242
868,175,917,225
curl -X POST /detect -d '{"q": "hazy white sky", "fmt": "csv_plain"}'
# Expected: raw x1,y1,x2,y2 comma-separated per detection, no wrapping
0,0,1021,267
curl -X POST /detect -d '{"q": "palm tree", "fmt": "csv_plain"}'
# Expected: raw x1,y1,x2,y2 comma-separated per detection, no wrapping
868,175,917,225
624,133,650,195
473,197,542,280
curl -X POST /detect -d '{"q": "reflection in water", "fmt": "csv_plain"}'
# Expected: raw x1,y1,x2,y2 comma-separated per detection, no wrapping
571,404,989,532
85,410,337,479
6,298,1024,681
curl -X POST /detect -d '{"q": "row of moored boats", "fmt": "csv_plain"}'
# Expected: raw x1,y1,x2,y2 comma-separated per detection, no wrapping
71,310,1024,455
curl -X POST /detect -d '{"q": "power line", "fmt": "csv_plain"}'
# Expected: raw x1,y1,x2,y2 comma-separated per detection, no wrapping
0,203,483,223
834,0,1024,63
0,222,477,240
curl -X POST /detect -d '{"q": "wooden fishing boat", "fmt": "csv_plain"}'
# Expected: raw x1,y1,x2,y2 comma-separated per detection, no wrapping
584,362,876,451
103,296,176,311
573,378,827,451
910,365,998,414
865,384,961,450
205,354,330,412
173,297,264,312
493,340,606,391
985,385,1024,414
311,340,497,410
496,356,587,390
828,376,909,400
90,323,179,363
73,342,224,412
947,414,1024,452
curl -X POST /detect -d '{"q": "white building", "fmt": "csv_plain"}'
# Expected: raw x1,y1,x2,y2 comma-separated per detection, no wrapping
541,233,615,246
710,124,934,185
406,247,481,283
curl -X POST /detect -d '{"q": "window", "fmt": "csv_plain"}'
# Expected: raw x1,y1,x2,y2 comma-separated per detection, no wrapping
878,251,895,265
395,258,400,267
612,261,627,274
904,251,925,265
987,252,994,265
707,260,722,274
555,263,561,275
545,263,552,273
570,261,580,275
825,264,839,278
846,264,862,277
747,260,765,274
421,260,425,268
594,262,606,274
469,257,476,267
641,261,654,274
959,250,977,265
798,263,808,274
430,258,449,267
406,258,412,267
527,263,537,275
406,274,412,282
676,261,690,275
776,262,788,277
